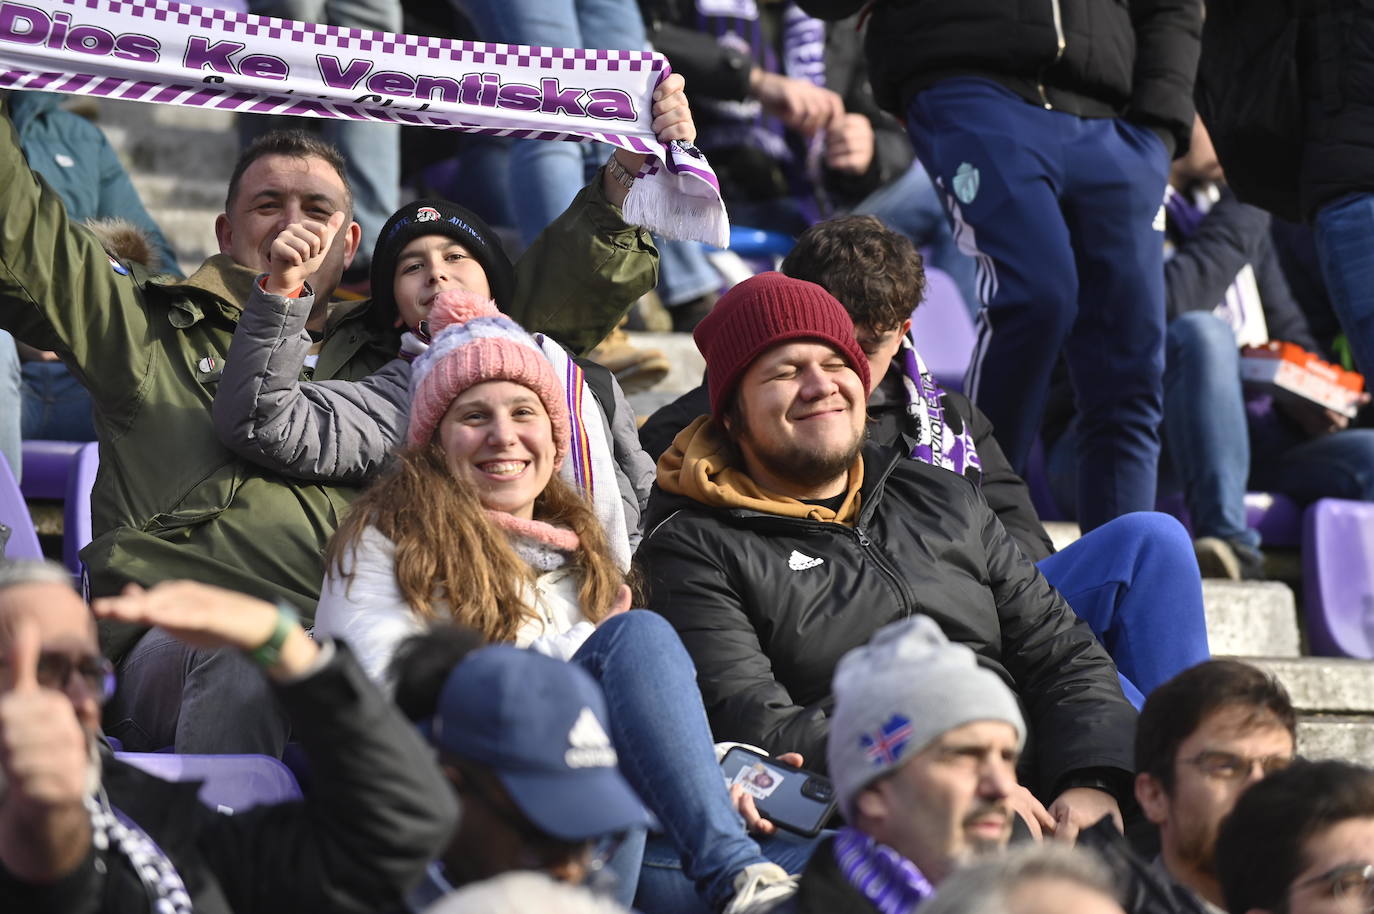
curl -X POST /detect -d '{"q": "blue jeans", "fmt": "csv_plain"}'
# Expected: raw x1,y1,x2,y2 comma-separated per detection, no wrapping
657,239,723,308
455,0,648,246
1315,192,1374,377
0,332,21,483
908,79,1169,532
1162,312,1259,548
21,361,96,442
854,159,981,317
637,828,824,914
245,0,402,265
573,612,772,911
1036,512,1210,705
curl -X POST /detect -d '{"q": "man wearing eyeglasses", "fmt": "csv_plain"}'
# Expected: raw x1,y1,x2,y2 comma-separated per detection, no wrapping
0,560,457,913
1133,660,1298,913
1215,759,1374,914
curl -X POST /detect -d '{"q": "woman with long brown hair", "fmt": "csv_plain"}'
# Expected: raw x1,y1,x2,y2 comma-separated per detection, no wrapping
314,290,804,914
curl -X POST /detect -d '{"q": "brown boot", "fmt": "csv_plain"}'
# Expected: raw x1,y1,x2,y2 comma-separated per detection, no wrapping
588,322,671,394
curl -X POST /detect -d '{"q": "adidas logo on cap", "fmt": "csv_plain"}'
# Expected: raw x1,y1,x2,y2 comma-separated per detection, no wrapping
565,707,618,769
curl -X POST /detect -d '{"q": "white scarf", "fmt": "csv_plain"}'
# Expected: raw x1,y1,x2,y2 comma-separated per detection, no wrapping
0,0,729,246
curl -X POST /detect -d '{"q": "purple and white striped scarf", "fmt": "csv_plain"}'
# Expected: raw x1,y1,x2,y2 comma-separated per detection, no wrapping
834,826,934,914
0,0,729,246
899,332,980,478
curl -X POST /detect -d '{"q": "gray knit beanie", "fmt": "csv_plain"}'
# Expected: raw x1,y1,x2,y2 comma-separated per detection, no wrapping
828,615,1026,821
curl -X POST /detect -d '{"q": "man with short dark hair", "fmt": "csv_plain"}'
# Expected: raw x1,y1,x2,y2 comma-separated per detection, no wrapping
0,81,683,752
1214,759,1374,914
639,270,1137,841
0,561,456,912
1134,660,1298,912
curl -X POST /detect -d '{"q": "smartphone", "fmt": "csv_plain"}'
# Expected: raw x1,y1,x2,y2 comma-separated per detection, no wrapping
719,746,837,837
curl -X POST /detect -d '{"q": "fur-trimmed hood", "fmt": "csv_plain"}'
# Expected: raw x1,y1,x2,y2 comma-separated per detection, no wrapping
85,217,162,272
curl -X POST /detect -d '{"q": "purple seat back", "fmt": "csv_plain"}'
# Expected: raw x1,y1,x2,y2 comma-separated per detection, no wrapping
114,752,303,814
1152,491,1303,549
63,442,99,578
19,440,86,501
0,451,42,560
909,266,976,391
1303,498,1374,659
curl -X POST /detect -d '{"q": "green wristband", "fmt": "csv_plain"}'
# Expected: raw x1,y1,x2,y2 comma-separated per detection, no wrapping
248,600,300,668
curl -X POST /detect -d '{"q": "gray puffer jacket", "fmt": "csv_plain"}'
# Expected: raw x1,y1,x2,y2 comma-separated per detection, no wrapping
212,282,655,549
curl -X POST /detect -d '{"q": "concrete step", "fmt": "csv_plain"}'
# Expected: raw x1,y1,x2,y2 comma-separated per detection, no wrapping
1204,581,1301,658
1297,714,1374,766
1239,656,1374,715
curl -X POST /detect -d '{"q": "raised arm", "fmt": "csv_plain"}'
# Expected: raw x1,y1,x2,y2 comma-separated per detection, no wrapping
92,582,457,914
0,97,153,413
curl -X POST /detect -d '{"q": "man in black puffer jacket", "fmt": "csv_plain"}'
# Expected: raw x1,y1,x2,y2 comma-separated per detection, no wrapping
791,0,1202,540
638,271,1137,843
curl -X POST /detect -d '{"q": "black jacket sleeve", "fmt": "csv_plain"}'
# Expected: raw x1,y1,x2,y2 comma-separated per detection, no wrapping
196,643,458,914
639,383,711,463
1165,190,1272,322
639,506,832,762
947,390,1054,562
1127,0,1203,156
976,493,1138,797
792,0,866,20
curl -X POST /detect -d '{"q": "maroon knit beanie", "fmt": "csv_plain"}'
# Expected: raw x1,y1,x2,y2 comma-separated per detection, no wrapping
693,271,871,418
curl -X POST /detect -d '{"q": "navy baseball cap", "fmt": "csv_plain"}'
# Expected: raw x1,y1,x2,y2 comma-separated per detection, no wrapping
426,645,653,842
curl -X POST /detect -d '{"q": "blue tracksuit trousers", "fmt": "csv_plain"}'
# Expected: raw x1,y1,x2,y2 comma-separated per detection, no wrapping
906,78,1171,532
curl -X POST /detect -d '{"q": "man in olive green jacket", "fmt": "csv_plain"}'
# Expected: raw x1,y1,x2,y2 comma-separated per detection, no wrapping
0,87,678,751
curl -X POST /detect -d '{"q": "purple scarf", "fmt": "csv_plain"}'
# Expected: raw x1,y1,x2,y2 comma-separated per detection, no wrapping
898,332,980,478
834,826,935,914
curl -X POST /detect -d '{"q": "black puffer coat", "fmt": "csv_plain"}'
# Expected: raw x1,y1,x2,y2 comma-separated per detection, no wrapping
796,0,1201,156
638,443,1136,799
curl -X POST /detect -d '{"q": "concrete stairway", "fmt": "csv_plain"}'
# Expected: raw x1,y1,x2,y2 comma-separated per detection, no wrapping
91,94,1374,765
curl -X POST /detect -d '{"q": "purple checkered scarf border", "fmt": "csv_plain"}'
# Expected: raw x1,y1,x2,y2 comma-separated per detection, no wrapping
0,0,728,245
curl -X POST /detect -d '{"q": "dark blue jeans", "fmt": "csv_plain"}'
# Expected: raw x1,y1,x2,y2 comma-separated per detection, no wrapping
1315,192,1374,378
573,612,776,911
907,78,1169,532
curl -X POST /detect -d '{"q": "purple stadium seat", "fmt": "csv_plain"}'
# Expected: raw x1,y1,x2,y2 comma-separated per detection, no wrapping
909,266,976,391
1154,490,1303,549
19,440,85,501
1303,498,1374,659
114,752,303,815
0,451,42,560
64,442,99,578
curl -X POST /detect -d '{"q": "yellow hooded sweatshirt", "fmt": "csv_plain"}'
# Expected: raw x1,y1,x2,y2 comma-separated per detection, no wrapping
655,416,864,525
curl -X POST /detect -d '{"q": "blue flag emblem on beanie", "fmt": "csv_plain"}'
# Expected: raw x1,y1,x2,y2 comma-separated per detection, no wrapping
953,162,980,205
861,714,914,767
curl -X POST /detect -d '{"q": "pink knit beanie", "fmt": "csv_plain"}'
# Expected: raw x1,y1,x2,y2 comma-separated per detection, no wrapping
407,289,571,468
693,271,870,418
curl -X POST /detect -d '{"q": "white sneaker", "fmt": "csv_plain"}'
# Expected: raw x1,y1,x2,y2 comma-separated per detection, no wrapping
721,862,799,914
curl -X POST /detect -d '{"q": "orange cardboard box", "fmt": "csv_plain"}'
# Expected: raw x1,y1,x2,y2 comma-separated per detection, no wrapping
1240,341,1366,418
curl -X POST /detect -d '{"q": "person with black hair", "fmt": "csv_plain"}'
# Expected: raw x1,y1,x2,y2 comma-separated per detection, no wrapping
1215,760,1374,914
1134,660,1297,913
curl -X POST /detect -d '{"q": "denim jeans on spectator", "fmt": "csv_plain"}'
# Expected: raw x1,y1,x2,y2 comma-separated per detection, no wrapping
104,627,290,756
0,331,22,482
1159,312,1260,549
1248,397,1374,504
637,828,824,914
1036,511,1210,705
572,611,775,911
1315,192,1374,377
455,0,648,246
245,0,402,266
854,159,981,317
21,361,96,442
657,238,723,308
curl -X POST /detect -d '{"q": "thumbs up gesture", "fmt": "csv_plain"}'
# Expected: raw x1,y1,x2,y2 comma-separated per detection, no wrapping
0,618,91,812
264,210,346,297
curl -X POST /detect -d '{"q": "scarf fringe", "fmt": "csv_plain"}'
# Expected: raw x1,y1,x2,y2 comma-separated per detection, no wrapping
623,173,730,248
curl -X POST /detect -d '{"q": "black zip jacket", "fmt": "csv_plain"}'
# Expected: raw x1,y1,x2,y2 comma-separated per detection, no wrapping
795,0,1202,157
638,443,1135,799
